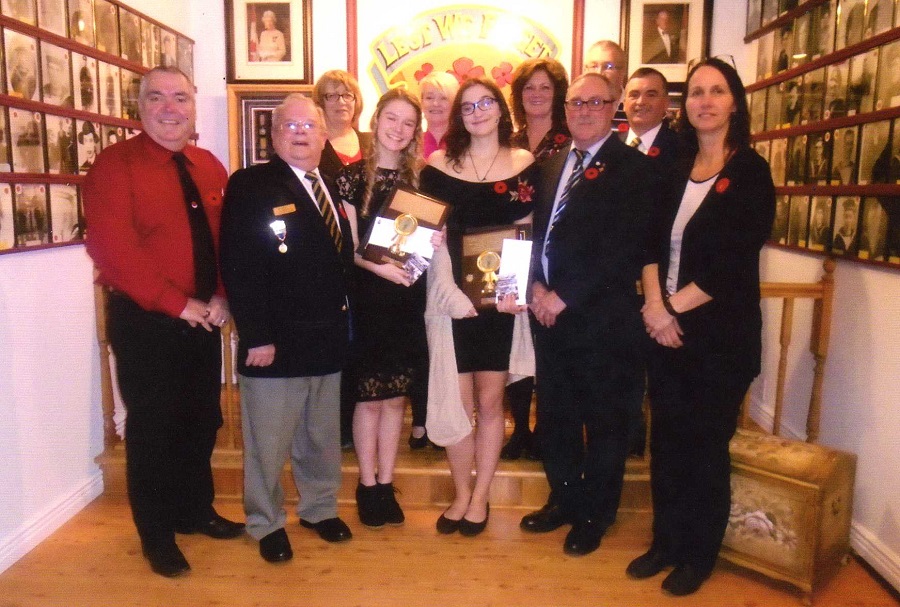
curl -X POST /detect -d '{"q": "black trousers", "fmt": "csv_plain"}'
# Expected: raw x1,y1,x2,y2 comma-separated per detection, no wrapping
534,319,644,525
107,293,223,548
647,345,751,574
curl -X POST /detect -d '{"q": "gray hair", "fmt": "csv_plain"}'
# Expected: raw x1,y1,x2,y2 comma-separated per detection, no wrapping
272,93,326,127
138,66,195,100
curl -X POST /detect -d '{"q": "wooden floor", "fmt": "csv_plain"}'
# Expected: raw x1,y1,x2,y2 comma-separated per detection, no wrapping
1,495,897,607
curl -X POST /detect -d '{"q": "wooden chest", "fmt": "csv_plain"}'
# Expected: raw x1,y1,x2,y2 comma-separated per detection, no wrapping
722,429,857,600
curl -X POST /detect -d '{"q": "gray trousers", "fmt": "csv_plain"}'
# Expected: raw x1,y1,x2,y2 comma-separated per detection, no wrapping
239,372,342,540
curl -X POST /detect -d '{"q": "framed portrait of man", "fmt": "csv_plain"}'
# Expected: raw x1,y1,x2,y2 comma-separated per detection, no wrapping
74,53,99,114
787,195,810,247
809,1,836,59
98,62,122,118
160,29,177,68
624,0,710,83
749,90,766,135
865,0,894,37
76,120,100,173
226,0,312,83
177,36,194,81
786,134,807,185
0,183,13,250
1,0,37,25
830,126,859,185
40,44,74,108
103,125,124,147
9,109,44,174
45,114,77,175
836,0,865,51
761,0,778,25
69,0,96,47
831,196,861,255
848,48,878,115
791,12,810,69
807,196,833,251
765,82,783,131
806,132,831,185
858,120,890,184
50,184,81,243
823,61,849,120
119,8,143,63
802,68,825,123
37,0,68,36
875,40,900,111
756,31,773,81
120,69,140,120
858,197,888,261
5,30,39,102
141,20,161,68
13,183,48,246
770,138,787,186
94,0,120,56
771,194,790,244
746,0,762,36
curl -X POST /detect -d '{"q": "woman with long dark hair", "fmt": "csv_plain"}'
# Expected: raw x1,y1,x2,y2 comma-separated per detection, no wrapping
628,57,775,596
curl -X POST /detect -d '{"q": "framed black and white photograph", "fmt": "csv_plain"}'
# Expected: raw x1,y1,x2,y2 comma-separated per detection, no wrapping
746,0,761,36
41,44,74,107
103,124,124,147
160,29,177,68
0,106,10,172
749,90,766,134
141,20,161,68
94,0,120,56
771,194,789,244
119,8,142,63
823,61,848,120
848,47,878,115
787,195,809,247
830,126,859,185
770,138,787,186
791,11,810,69
9,109,44,174
765,81,782,131
761,0,778,26
858,197,888,261
69,0,96,47
74,53,99,114
0,183,13,250
865,0,895,37
858,120,890,184
225,0,313,83
49,183,80,243
37,0,68,36
875,39,900,111
2,0,37,25
756,31,773,81
623,0,710,83
45,114,77,174
786,134,807,185
802,68,824,123
810,1,835,59
121,68,140,120
98,62,121,118
5,30,39,102
773,24,792,73
76,119,100,172
806,132,831,185
177,36,193,81
831,196,861,254
13,183,48,246
783,78,802,127
836,0,865,51
807,196,833,251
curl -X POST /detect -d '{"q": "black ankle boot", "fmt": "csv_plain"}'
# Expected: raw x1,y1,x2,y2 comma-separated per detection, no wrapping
356,482,386,528
377,482,404,525
500,431,531,460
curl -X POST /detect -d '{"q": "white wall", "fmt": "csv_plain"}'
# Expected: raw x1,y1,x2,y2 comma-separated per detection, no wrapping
1,1,897,591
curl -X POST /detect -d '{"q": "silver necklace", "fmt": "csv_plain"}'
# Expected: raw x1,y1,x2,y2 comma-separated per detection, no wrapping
468,147,501,181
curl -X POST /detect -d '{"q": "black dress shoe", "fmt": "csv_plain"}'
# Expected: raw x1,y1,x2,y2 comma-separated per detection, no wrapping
661,563,711,596
259,528,293,563
520,503,572,533
300,517,353,542
408,430,429,450
563,519,607,556
436,510,461,534
458,503,489,537
626,548,675,579
142,543,190,578
175,511,245,539
500,432,530,460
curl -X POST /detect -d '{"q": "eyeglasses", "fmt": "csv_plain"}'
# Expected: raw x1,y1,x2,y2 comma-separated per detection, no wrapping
323,92,356,103
687,54,737,72
460,97,497,116
584,61,622,72
278,121,318,133
564,97,616,111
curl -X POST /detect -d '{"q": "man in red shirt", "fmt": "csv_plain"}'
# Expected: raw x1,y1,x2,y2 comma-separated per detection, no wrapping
84,66,243,578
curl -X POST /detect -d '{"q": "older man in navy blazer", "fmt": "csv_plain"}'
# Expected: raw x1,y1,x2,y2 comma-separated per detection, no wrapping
220,94,354,563
521,72,657,556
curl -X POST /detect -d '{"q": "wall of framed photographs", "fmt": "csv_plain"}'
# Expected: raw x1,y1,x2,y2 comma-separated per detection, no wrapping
745,0,900,268
0,0,194,254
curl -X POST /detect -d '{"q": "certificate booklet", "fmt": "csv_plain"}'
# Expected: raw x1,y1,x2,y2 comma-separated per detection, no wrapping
357,185,449,282
460,224,531,309
496,238,533,305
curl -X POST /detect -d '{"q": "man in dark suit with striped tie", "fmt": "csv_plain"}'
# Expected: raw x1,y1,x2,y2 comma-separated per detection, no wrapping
521,72,657,557
220,94,355,564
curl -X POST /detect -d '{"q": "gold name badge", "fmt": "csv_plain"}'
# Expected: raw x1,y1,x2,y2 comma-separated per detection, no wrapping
273,204,297,216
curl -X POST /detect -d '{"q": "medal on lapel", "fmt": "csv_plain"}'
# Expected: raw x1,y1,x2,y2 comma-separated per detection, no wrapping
270,220,288,253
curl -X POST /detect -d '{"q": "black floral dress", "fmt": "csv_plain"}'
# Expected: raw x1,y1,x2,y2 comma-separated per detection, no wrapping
336,161,428,402
419,162,538,372
510,128,571,163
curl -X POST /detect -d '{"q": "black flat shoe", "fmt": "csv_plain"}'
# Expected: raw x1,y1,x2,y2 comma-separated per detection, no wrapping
300,517,353,543
175,511,245,539
436,511,461,534
520,503,571,533
458,504,489,537
626,548,675,579
661,563,711,596
259,528,293,563
408,431,429,450
142,543,190,578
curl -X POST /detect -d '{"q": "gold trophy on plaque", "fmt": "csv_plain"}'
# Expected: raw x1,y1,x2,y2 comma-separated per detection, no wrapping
389,213,418,257
476,250,501,297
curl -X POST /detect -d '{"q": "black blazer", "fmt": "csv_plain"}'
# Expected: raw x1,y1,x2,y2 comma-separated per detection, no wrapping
648,145,775,380
647,120,679,167
220,154,354,378
532,136,658,351
317,130,373,183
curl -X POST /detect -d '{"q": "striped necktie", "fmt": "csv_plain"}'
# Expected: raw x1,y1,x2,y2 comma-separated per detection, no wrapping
304,171,343,251
550,148,587,231
629,136,642,148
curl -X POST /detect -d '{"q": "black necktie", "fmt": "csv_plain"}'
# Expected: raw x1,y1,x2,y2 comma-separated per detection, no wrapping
305,171,343,252
172,152,217,302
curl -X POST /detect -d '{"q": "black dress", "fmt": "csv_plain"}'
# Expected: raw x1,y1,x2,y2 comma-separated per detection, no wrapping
419,162,537,372
336,161,428,402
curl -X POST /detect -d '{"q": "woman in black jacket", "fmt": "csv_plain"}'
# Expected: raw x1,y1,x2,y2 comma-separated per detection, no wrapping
627,57,775,596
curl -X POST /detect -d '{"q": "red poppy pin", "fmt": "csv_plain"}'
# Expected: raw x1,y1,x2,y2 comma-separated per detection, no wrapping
647,146,660,158
715,177,730,193
493,181,508,194
516,181,534,203
553,133,568,145
617,122,628,133
584,164,604,180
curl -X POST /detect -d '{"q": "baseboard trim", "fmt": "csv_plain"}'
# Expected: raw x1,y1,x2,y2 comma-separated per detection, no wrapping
0,472,104,574
851,522,900,592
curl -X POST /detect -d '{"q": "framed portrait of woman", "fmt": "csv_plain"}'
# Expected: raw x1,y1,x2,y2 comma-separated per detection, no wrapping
225,0,312,83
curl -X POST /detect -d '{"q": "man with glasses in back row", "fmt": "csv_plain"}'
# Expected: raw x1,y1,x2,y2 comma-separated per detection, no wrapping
521,72,659,557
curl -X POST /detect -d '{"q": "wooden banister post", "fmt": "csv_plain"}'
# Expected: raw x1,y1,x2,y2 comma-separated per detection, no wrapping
807,258,836,443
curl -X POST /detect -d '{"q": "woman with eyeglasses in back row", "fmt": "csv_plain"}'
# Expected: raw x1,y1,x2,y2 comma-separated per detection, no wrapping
419,77,536,537
629,57,775,596
313,70,373,183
